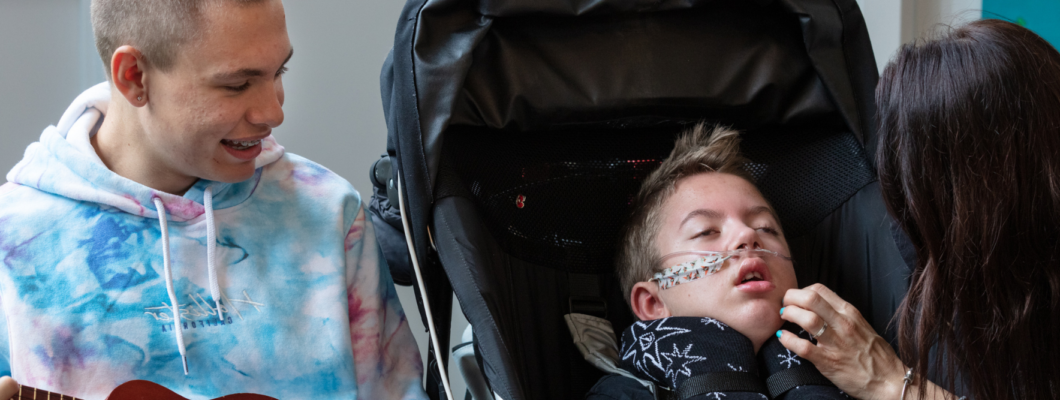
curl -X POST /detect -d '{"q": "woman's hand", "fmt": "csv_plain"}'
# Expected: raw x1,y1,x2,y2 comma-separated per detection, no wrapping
0,376,18,400
778,283,907,400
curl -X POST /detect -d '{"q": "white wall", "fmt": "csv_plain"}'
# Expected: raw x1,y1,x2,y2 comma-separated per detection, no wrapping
857,0,982,72
0,2,89,179
911,0,983,39
854,0,910,74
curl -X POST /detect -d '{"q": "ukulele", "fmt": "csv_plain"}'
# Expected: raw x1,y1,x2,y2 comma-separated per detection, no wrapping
9,380,277,400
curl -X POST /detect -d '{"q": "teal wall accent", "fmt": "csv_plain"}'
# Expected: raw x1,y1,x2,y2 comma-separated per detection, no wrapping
983,0,1060,48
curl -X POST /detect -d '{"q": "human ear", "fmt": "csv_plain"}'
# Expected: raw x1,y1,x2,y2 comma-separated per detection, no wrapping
110,45,147,107
629,282,671,321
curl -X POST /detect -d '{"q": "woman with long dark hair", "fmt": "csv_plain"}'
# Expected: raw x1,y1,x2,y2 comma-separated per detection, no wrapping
776,19,1060,399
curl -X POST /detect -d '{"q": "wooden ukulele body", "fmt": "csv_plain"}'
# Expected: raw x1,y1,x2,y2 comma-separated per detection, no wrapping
13,380,277,400
107,380,276,400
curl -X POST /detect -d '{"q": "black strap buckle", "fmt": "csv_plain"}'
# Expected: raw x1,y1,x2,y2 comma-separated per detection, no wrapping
652,383,675,400
568,272,608,318
568,296,608,318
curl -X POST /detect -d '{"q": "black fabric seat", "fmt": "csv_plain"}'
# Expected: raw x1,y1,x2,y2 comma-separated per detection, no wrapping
371,1,912,399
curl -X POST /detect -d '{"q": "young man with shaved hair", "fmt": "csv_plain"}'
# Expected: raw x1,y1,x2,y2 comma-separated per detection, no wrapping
0,1,425,398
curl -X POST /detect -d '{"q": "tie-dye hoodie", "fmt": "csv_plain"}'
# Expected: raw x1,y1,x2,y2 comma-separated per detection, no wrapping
0,83,425,400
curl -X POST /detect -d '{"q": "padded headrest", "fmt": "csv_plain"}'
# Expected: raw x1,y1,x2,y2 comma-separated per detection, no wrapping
440,125,874,274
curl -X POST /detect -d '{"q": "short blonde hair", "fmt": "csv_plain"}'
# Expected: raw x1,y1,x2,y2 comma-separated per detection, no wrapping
91,0,264,77
617,123,754,304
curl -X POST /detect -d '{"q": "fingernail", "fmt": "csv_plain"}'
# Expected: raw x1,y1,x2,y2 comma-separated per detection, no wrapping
776,330,782,338
780,307,785,315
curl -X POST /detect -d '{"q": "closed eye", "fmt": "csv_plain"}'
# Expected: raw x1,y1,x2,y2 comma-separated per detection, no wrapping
225,82,251,92
694,229,718,238
756,227,781,235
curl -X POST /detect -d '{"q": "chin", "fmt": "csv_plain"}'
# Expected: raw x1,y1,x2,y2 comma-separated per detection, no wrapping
727,313,783,352
734,300,784,329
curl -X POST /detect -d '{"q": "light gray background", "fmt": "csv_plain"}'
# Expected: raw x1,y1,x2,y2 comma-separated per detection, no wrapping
0,0,981,397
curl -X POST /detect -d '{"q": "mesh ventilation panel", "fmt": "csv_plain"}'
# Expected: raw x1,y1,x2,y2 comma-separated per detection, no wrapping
742,130,876,237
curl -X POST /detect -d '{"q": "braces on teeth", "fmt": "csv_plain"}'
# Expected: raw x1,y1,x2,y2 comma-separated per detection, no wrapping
649,248,792,290
226,139,261,149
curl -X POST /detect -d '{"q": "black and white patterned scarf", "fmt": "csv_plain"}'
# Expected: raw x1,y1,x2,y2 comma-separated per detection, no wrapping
618,317,848,399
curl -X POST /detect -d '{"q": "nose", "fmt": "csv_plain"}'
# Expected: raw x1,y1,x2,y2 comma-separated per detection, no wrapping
731,224,762,251
247,79,285,128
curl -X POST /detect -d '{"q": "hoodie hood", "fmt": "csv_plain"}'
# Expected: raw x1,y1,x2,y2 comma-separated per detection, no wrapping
6,82,285,222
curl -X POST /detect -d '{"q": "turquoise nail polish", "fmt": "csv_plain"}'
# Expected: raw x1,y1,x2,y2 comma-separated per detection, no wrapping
776,330,782,338
780,307,785,315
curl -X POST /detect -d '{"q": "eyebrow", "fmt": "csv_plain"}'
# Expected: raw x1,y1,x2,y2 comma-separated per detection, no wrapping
679,209,724,228
212,48,294,81
746,205,779,221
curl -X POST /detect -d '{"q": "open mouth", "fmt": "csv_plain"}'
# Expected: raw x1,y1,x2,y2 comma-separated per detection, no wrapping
740,271,766,284
733,258,775,293
221,138,263,150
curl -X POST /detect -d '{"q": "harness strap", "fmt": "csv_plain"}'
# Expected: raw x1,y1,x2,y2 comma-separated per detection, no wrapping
765,365,836,398
656,372,770,400
652,367,835,400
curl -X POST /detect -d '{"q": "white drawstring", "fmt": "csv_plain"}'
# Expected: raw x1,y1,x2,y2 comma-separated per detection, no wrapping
204,186,224,322
153,197,189,375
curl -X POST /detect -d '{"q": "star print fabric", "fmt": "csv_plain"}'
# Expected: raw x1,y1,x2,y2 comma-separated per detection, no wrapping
758,324,850,399
618,317,763,398
759,323,814,374
608,318,848,400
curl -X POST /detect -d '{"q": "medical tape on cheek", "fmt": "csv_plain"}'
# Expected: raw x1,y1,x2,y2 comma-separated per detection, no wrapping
649,249,790,290
651,253,732,289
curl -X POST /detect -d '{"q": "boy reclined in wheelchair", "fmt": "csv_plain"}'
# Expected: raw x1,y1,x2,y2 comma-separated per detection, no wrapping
585,124,846,400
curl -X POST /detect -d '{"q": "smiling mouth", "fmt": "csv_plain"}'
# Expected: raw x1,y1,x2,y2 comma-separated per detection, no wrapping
221,139,262,150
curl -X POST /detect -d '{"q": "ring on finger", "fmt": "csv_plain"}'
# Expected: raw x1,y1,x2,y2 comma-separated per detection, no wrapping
810,322,828,340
